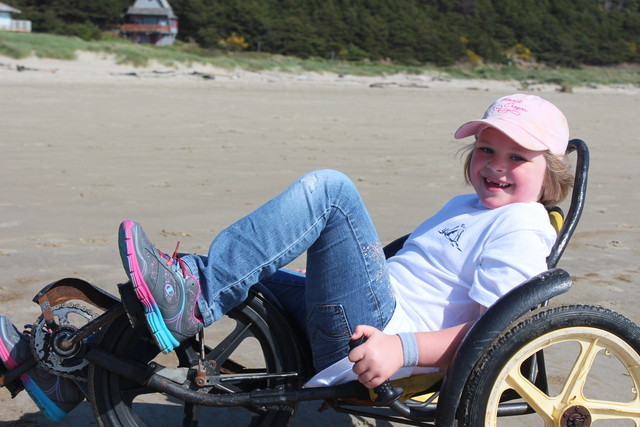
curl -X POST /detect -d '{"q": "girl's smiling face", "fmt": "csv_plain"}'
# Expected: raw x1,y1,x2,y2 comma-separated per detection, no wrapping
470,128,548,209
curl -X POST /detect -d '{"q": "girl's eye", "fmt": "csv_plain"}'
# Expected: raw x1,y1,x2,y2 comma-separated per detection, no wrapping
478,147,493,154
511,155,526,162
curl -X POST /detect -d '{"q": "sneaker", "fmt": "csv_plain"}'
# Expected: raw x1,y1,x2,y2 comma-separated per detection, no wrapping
0,316,84,422
118,220,203,353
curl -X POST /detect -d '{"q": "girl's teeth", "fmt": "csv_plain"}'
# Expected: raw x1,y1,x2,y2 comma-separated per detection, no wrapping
485,178,509,187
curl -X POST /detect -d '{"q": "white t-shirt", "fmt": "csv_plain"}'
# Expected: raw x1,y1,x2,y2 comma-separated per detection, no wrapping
305,194,557,387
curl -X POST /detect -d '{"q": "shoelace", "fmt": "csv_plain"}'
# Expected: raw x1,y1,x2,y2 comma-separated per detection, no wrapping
158,241,191,279
158,242,203,321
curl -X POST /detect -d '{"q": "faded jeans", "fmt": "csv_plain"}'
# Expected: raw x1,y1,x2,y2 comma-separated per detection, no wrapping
181,170,396,371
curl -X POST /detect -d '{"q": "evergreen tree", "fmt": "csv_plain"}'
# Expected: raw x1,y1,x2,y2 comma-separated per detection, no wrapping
8,0,639,66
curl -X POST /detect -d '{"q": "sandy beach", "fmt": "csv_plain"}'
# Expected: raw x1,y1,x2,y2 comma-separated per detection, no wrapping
1,52,639,426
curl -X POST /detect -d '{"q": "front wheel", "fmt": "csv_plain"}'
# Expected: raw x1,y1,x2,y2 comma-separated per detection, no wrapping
88,290,308,427
459,305,640,426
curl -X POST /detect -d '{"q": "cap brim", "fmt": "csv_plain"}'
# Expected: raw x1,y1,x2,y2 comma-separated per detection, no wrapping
454,119,550,152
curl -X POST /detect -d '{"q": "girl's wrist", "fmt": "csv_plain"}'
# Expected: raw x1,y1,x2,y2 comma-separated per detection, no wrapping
397,332,419,367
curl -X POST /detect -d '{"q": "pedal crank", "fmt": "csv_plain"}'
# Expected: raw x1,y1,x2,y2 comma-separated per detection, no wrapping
31,278,124,381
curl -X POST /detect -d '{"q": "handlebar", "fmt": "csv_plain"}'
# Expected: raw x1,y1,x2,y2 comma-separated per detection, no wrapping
348,337,404,406
348,336,429,420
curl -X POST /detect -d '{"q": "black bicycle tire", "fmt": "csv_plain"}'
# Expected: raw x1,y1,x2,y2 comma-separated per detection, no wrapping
88,290,305,427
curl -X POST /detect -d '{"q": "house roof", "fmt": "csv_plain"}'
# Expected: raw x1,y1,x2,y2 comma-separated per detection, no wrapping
126,8,176,17
0,1,21,13
126,0,175,17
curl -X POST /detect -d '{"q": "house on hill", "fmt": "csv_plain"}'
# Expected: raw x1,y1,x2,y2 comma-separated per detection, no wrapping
120,0,178,46
0,1,31,32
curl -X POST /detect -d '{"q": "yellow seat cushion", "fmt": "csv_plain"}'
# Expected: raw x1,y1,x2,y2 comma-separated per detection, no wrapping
548,208,564,233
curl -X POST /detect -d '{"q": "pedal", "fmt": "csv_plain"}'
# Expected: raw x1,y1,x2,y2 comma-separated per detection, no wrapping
118,281,145,329
0,364,25,398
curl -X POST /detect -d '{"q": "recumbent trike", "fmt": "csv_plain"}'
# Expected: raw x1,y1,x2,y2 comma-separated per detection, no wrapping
3,139,640,426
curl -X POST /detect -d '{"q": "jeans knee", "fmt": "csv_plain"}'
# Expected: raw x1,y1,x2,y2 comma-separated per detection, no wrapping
302,169,357,199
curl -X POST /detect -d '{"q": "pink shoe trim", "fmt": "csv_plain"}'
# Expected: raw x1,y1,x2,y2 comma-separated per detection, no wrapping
0,339,18,369
121,220,159,314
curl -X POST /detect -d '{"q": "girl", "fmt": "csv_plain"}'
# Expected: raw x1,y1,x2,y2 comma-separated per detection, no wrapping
117,93,573,388
0,94,574,419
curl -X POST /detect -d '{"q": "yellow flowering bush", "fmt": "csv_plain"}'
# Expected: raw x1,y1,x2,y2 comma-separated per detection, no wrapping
220,33,249,51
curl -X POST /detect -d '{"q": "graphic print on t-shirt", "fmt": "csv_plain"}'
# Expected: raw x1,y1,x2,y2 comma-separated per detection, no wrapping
438,224,465,252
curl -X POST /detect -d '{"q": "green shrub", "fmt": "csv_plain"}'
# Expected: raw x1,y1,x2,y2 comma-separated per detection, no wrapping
59,22,103,41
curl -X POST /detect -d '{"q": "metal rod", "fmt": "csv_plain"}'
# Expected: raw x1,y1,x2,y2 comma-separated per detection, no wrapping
85,345,360,407
59,303,125,350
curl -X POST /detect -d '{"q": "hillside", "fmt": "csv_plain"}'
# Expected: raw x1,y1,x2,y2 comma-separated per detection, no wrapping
1,31,639,90
7,0,640,67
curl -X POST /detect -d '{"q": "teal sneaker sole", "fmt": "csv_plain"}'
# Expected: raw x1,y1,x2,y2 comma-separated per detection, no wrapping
22,375,68,422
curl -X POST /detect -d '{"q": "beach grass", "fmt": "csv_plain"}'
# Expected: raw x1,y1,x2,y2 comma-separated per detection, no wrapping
1,31,638,88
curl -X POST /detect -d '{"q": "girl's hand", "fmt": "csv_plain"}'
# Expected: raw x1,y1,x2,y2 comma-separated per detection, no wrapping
348,325,403,388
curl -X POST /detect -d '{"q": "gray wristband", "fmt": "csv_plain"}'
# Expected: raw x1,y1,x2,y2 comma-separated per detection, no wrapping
397,332,419,367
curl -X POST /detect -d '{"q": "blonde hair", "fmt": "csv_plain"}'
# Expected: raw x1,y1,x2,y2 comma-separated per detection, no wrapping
461,142,573,208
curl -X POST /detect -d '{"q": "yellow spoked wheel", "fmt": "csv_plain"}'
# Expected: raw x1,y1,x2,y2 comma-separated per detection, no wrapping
459,305,640,426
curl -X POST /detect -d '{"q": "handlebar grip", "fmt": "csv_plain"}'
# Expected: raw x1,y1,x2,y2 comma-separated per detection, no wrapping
348,336,367,350
348,336,404,407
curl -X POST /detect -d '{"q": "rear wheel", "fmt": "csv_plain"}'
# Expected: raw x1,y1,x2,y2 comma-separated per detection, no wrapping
459,305,640,426
89,290,307,426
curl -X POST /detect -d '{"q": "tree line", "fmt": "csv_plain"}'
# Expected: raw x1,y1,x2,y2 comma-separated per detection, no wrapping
8,0,640,67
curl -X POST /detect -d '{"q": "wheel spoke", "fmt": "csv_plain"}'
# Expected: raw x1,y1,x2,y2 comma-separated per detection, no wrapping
585,398,640,422
559,336,601,405
182,401,202,427
207,319,253,365
504,367,555,423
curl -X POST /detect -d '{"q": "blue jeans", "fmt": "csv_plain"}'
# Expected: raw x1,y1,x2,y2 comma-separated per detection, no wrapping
181,170,396,371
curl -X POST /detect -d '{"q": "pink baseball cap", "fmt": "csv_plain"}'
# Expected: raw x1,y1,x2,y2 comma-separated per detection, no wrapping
454,94,569,155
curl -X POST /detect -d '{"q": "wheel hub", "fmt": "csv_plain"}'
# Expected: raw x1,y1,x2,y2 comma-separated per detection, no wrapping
561,405,591,427
51,328,81,356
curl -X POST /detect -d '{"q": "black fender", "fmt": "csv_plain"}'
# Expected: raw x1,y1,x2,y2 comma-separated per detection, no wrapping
435,268,572,427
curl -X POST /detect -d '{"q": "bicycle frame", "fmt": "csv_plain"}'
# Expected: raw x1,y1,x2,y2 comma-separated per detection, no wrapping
0,263,573,426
